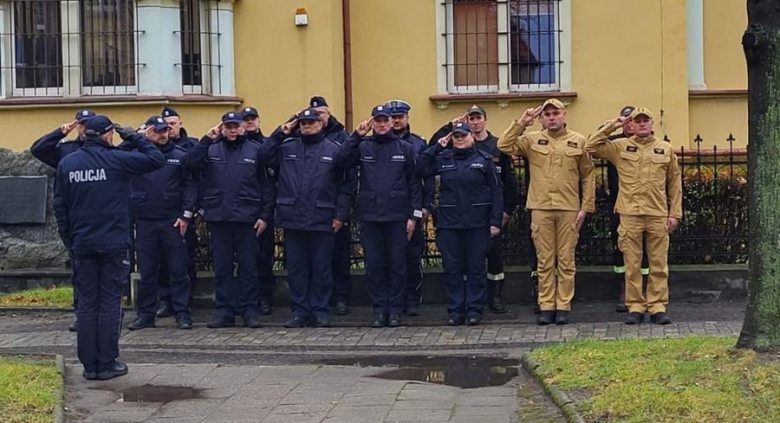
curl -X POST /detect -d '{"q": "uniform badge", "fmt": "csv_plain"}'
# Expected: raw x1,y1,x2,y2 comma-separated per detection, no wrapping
538,139,549,145
626,146,638,152
567,141,578,148
470,162,484,169
654,148,665,155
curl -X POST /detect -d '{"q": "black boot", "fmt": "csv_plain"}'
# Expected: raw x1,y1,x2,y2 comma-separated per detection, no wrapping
531,273,541,314
488,280,507,314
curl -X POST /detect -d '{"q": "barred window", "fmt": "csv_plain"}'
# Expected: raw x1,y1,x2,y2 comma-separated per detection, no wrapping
80,0,136,94
441,0,563,94
178,0,226,95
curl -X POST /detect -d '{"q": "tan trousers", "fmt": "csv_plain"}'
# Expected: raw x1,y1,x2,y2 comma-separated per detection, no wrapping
530,210,579,311
617,215,670,314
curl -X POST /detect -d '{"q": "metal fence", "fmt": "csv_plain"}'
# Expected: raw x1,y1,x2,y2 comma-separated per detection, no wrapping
189,134,748,271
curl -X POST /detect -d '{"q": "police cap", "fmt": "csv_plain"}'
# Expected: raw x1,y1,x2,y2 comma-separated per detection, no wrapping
144,115,170,131
161,107,179,118
296,108,321,121
84,115,115,136
76,109,96,123
452,122,472,135
309,96,329,108
241,106,259,118
221,111,243,124
371,105,392,118
385,99,411,116
619,105,636,117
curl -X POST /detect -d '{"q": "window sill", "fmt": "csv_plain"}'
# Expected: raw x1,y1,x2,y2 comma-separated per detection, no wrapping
0,94,244,110
688,89,747,99
429,91,577,110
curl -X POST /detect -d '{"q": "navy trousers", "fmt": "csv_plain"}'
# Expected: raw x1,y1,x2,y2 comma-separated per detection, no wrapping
74,249,129,373
209,222,260,320
405,224,425,308
159,224,197,304
331,222,352,305
361,221,408,315
436,228,491,319
135,219,191,320
257,224,277,302
284,229,335,319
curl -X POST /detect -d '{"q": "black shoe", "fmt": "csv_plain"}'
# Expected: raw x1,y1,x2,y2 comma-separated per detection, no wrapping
488,281,507,314
69,320,78,332
97,361,128,381
83,370,98,380
259,298,272,316
175,314,193,330
313,314,332,328
284,315,308,328
335,301,349,316
555,311,570,325
466,316,482,326
650,312,672,325
388,314,402,328
446,317,464,326
625,312,645,325
537,311,555,326
243,316,262,328
156,301,174,318
615,304,629,313
405,303,420,317
371,313,387,328
127,317,155,331
207,316,235,328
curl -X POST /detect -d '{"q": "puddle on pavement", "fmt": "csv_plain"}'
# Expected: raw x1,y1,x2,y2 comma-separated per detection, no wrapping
322,356,520,389
117,385,201,404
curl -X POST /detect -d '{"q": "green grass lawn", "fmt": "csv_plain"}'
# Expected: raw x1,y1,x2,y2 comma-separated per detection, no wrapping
0,286,73,307
530,336,780,423
0,357,62,423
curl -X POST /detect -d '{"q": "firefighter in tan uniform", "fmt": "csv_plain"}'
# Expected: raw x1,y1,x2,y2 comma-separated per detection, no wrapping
498,99,595,325
585,107,682,325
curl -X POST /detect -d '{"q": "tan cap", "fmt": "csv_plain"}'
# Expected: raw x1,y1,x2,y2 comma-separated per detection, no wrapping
541,98,565,110
629,107,653,120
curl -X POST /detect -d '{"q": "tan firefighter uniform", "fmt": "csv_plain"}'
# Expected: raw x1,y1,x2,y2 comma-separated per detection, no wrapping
497,99,595,311
585,108,683,314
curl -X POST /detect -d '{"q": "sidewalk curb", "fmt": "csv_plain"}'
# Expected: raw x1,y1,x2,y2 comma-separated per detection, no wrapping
520,352,586,423
0,307,74,313
55,354,67,423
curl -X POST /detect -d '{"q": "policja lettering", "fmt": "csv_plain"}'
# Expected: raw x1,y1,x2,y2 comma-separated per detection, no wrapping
69,168,107,183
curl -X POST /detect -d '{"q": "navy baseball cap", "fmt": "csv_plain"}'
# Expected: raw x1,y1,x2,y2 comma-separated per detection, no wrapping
144,115,170,131
221,111,242,124
452,122,472,135
309,96,328,108
76,109,96,123
84,115,115,136
371,105,392,118
241,106,259,118
385,99,411,116
619,105,636,117
296,108,321,121
466,105,487,117
161,107,179,118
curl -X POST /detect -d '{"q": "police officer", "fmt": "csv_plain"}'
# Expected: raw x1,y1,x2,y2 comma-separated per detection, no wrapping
309,96,355,316
385,99,433,316
586,107,682,325
265,108,354,328
157,106,198,318
241,106,276,315
185,111,275,329
418,122,503,326
54,115,165,380
126,116,196,331
352,106,422,327
498,99,595,325
31,109,96,332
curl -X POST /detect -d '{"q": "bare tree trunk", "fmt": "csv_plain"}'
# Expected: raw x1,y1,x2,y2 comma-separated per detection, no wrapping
737,0,780,351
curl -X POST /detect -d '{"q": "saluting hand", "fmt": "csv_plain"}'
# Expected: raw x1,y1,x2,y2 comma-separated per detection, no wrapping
254,219,268,236
355,118,373,137
490,226,501,238
437,133,452,148
281,119,298,135
406,219,416,241
450,112,468,127
575,211,587,232
608,116,628,131
174,218,189,237
206,123,222,140
666,217,679,234
518,106,542,127
60,120,78,136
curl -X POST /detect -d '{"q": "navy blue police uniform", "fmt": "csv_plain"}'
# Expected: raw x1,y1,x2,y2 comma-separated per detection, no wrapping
264,108,354,328
185,111,275,328
125,116,197,330
417,122,503,326
54,115,165,379
31,109,96,330
353,105,423,327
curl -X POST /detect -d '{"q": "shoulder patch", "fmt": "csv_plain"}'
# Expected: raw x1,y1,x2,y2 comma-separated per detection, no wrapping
567,141,578,148
654,148,665,155
626,146,638,152
538,139,549,146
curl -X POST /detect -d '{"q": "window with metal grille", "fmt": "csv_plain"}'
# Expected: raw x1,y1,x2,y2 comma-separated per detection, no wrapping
0,0,139,97
178,0,225,95
441,0,562,93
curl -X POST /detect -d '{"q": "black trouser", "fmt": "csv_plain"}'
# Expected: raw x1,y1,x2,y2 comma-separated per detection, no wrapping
285,229,335,319
331,222,352,304
404,224,425,308
362,221,408,315
159,224,197,304
487,231,504,283
257,224,276,302
209,222,260,320
437,228,491,320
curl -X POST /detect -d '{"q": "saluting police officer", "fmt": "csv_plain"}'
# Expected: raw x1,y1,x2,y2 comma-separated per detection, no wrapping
54,115,165,380
125,116,196,331
241,106,277,315
586,107,682,325
31,109,96,332
498,99,595,326
156,107,199,318
418,122,503,326
385,99,434,316
186,111,275,329
265,108,354,328
352,106,423,328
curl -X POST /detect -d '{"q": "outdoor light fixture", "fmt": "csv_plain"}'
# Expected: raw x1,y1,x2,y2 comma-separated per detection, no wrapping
295,8,308,26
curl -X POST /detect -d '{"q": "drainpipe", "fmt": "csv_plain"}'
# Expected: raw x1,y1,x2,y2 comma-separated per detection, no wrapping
342,0,353,131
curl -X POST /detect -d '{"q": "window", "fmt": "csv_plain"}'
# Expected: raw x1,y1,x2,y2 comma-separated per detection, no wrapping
439,0,569,94
80,0,137,94
178,0,225,95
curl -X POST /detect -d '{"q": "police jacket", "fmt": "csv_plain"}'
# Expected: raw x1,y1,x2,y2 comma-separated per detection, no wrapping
417,143,503,230
475,132,520,215
265,129,353,232
351,132,423,222
323,116,357,220
31,128,84,169
127,141,197,221
394,126,435,212
170,127,197,151
185,135,275,224
498,121,596,213
53,134,165,252
586,125,683,219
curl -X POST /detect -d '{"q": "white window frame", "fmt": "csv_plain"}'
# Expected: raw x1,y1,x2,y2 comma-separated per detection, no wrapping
437,0,571,95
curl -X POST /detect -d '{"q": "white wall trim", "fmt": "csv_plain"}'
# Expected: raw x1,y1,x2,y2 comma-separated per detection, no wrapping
687,0,706,90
